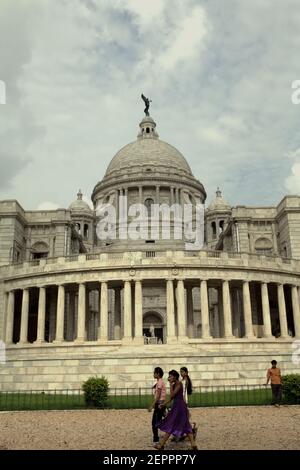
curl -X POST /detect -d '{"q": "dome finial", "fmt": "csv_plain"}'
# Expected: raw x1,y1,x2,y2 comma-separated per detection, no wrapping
77,189,83,200
216,187,222,197
137,115,159,140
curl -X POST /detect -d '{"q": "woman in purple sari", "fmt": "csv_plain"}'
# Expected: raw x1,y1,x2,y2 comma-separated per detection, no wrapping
154,370,198,450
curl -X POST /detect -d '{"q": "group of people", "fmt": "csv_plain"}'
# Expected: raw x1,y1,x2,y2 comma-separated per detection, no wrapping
147,359,283,450
148,367,198,450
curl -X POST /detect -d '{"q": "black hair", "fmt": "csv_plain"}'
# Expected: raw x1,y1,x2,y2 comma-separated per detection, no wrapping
154,367,164,378
168,369,180,381
180,366,193,395
271,360,277,365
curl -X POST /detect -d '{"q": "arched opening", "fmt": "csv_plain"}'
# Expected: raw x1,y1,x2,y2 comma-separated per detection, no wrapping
146,127,150,133
219,220,224,234
84,223,89,239
211,221,216,239
144,198,154,216
143,311,164,344
31,241,49,260
75,223,81,235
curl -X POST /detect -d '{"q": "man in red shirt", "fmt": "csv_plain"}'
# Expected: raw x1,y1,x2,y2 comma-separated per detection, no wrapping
266,359,282,407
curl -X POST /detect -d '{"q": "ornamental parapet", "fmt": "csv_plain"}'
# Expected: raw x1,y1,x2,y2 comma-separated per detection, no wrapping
0,250,299,290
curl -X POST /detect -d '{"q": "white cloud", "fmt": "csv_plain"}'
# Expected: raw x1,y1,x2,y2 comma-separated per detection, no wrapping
285,163,300,194
0,0,300,210
116,0,165,24
37,201,60,211
158,6,208,70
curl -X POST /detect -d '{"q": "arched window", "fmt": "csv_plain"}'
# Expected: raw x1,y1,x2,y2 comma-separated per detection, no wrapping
219,220,224,234
84,224,89,239
76,223,81,235
144,198,154,215
146,127,150,133
255,237,273,255
31,241,49,260
211,221,216,239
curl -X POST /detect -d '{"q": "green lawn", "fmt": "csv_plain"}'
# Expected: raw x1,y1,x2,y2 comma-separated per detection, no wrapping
0,387,274,411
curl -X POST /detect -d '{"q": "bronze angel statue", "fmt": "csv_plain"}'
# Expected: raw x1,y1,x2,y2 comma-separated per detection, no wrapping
141,93,152,116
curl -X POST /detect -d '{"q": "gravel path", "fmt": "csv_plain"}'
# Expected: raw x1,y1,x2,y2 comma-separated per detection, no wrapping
0,406,299,450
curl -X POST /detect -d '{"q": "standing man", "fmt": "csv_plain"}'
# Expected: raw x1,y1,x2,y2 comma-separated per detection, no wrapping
266,360,282,407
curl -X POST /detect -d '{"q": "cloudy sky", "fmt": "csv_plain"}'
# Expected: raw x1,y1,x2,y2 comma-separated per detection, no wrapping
0,0,300,210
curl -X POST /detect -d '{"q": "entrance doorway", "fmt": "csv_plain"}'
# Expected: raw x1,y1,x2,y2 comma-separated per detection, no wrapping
143,311,164,344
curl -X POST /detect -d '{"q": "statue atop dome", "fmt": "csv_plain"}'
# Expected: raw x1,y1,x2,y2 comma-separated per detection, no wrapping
141,93,151,116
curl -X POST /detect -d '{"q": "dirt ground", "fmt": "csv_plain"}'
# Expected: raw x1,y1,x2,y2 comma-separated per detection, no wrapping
0,406,299,450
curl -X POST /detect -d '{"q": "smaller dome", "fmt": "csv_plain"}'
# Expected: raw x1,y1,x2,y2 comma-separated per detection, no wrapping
207,188,231,211
69,190,92,212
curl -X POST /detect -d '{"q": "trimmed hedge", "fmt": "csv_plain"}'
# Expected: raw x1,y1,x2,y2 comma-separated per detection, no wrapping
82,376,109,408
282,374,300,403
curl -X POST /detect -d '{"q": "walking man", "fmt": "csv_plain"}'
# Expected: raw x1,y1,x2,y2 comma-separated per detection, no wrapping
266,359,282,407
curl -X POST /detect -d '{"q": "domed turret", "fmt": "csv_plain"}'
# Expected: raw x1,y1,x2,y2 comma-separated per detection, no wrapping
69,190,92,212
207,188,231,211
206,188,232,249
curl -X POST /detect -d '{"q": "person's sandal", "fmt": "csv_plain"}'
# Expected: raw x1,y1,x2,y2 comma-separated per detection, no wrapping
192,424,198,440
154,443,165,450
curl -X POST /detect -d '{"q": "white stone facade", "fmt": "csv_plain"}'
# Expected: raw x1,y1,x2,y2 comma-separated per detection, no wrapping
0,115,300,390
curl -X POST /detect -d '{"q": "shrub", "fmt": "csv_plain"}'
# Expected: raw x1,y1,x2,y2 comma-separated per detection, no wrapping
282,374,300,403
82,376,109,408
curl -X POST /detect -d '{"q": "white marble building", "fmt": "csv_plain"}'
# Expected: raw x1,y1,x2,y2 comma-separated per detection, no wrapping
0,114,300,390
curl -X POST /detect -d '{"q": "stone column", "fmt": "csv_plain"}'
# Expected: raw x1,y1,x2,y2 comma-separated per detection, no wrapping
114,287,121,340
277,283,289,339
177,280,187,340
170,187,174,205
5,291,15,344
222,280,234,338
99,282,108,341
242,281,255,339
123,281,132,343
134,280,143,344
19,289,29,344
139,186,143,204
166,279,176,342
36,287,46,343
186,286,194,338
291,285,300,338
175,187,179,204
261,283,273,338
218,287,224,338
75,283,86,342
200,280,212,339
54,285,65,342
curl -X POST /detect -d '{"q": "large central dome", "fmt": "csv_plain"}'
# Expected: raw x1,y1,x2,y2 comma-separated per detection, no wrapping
105,115,192,177
105,138,192,176
91,114,206,206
